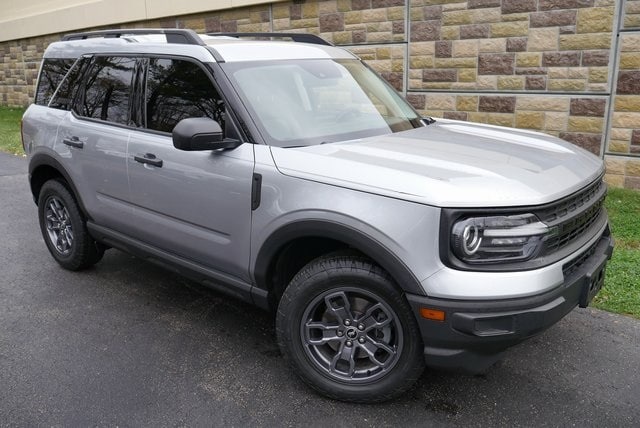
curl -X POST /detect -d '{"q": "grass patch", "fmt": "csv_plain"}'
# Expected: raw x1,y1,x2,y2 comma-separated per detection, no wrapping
592,187,640,318
0,106,26,155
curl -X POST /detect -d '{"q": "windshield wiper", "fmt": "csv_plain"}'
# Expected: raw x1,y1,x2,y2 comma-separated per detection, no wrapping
422,117,436,125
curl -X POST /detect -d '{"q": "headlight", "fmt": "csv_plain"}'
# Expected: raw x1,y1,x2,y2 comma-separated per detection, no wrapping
451,214,549,264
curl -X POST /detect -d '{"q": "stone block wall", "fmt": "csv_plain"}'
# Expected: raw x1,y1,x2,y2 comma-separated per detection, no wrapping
1,0,639,189
0,35,58,106
407,0,614,94
606,1,640,189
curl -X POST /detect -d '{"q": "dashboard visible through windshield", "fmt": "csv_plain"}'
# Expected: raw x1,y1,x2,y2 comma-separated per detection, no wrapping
221,59,424,147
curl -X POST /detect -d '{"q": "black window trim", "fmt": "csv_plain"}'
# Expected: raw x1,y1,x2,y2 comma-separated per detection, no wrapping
206,61,258,145
55,52,248,143
130,56,147,128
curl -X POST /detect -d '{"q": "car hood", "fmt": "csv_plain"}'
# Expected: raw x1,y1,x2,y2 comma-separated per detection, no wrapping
269,119,604,207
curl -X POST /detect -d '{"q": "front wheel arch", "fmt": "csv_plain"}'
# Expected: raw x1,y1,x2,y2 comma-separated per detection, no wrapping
253,220,425,300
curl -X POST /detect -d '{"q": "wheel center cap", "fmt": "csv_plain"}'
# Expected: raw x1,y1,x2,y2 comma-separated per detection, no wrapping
346,328,358,339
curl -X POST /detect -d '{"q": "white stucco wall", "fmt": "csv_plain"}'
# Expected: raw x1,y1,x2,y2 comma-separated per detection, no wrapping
0,0,276,42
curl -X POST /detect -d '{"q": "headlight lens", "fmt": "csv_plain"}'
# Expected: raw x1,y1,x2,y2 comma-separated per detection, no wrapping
451,214,548,264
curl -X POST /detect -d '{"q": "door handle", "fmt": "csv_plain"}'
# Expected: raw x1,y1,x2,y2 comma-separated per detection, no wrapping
134,153,163,168
62,136,84,149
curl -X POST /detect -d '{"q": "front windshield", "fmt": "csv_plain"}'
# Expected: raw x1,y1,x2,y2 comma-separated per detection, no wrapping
222,59,423,147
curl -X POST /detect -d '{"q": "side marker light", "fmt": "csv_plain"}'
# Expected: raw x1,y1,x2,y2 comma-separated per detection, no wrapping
420,308,446,322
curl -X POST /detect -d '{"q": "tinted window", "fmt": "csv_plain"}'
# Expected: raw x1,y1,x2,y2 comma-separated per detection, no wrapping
145,58,225,133
35,58,75,106
76,56,136,124
49,57,90,111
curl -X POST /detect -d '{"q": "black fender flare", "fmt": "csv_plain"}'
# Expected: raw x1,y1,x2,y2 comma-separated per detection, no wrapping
28,152,90,218
253,220,425,296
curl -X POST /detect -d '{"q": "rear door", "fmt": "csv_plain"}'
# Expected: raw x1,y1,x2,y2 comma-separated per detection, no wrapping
126,57,255,283
56,56,135,230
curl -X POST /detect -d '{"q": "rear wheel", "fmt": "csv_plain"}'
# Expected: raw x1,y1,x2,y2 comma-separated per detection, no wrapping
276,253,425,403
38,179,104,270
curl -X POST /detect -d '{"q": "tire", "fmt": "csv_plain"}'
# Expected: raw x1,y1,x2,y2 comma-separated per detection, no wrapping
276,252,425,403
37,179,104,271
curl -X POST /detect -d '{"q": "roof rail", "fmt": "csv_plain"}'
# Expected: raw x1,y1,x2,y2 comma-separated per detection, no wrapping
61,29,205,45
207,32,333,46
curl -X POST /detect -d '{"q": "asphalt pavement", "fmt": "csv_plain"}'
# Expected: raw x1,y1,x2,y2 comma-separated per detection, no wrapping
1,151,639,426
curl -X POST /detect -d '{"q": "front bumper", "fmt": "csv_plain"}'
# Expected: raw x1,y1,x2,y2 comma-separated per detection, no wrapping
406,227,614,373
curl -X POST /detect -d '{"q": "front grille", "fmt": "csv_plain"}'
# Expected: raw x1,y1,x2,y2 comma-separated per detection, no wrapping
440,175,607,272
544,195,605,252
537,176,606,256
539,178,604,224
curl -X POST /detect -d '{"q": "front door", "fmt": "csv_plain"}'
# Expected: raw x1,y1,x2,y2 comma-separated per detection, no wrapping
126,57,255,283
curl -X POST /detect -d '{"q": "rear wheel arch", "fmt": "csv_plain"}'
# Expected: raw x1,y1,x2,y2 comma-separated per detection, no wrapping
29,154,89,219
253,220,425,307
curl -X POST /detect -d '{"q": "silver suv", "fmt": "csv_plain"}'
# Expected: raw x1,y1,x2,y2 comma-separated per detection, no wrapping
22,29,614,403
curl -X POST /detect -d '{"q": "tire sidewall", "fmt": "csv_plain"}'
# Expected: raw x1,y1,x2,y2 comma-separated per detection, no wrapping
277,257,424,402
38,180,88,270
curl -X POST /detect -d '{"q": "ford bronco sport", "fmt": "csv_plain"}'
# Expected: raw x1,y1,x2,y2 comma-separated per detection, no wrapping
22,29,614,402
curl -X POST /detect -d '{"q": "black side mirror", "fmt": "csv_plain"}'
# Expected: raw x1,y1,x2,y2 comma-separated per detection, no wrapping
172,117,241,151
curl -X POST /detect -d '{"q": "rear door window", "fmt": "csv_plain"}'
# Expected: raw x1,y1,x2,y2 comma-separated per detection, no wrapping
75,56,136,125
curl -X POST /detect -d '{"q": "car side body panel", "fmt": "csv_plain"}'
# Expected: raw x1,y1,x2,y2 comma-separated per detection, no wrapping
250,145,441,296
55,113,132,232
126,130,256,283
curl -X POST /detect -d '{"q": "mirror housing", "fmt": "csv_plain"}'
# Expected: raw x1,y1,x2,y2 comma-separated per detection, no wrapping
172,117,241,151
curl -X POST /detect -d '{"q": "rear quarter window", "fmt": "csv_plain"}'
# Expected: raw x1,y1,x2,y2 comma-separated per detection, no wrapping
49,57,90,111
35,58,75,106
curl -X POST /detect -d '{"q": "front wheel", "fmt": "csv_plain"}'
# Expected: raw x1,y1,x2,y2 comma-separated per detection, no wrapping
276,253,425,403
38,179,104,271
